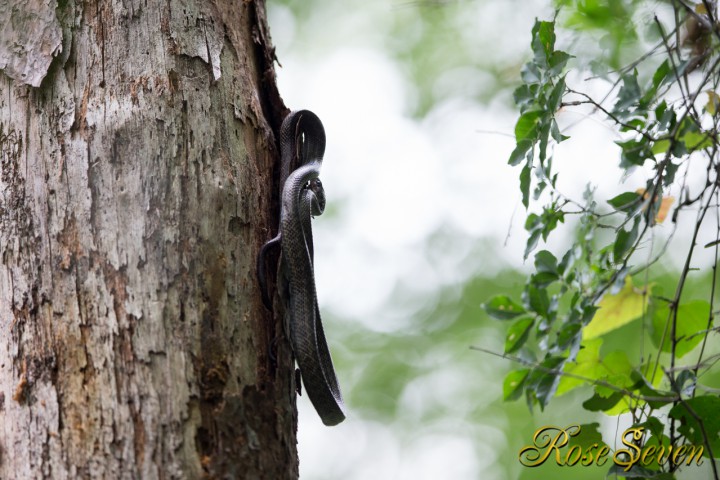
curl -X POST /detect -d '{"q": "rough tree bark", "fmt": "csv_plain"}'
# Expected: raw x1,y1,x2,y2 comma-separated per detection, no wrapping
0,0,297,478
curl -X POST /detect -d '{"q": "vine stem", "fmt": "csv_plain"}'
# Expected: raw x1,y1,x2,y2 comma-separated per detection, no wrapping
660,178,719,470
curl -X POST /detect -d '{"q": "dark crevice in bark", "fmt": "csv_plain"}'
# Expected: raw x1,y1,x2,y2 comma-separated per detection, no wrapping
246,2,289,367
249,1,287,135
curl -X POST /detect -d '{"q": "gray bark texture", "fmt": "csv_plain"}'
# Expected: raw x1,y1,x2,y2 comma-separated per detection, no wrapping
0,0,298,478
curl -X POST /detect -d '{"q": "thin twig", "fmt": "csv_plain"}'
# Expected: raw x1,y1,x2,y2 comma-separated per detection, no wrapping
470,346,679,403
665,368,720,479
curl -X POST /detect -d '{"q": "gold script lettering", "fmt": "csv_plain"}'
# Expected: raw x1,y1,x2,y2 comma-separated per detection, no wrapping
518,425,580,467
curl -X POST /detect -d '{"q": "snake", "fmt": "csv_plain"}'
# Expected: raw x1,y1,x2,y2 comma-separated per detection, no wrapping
257,110,346,426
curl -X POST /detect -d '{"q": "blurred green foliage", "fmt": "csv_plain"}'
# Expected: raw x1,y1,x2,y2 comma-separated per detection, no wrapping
556,0,645,68
271,0,537,116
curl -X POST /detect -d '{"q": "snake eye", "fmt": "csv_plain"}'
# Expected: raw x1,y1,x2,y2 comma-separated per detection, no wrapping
304,178,322,189
308,178,323,194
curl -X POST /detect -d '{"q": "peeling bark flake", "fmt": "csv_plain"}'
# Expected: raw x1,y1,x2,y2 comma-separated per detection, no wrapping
0,0,63,87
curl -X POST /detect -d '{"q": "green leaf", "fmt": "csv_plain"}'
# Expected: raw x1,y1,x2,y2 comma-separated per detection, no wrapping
515,110,543,141
526,356,565,409
505,317,534,354
548,51,571,76
675,117,712,153
651,60,671,91
583,277,647,339
520,62,541,84
513,84,535,110
509,139,532,166
664,161,680,185
681,129,713,151
503,369,528,401
582,390,623,412
650,300,710,358
651,139,670,155
524,229,541,259
643,60,672,106
637,416,665,439
613,217,639,262
630,370,676,409
531,20,556,68
556,323,581,350
669,396,720,456
655,100,667,119
526,284,550,316
607,191,642,212
534,250,558,274
557,338,603,395
482,295,527,320
613,71,642,116
549,119,568,143
538,204,565,241
534,178,547,199
547,77,566,111
676,370,696,396
569,422,605,451
531,272,559,288
524,212,540,230
656,100,675,130
537,119,550,161
558,248,575,275
519,164,531,208
558,338,634,398
601,350,634,389
617,139,652,168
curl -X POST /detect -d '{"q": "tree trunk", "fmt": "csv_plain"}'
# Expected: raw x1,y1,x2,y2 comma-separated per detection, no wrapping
0,0,297,478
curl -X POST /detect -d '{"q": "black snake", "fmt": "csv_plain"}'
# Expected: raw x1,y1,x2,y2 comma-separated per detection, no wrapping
257,110,346,426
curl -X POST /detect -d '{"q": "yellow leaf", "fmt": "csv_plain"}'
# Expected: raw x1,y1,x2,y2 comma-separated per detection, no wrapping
706,90,720,115
636,188,674,223
655,196,674,223
583,277,648,340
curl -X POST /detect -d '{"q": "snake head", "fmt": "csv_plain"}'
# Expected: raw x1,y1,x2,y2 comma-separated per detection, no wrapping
307,178,326,216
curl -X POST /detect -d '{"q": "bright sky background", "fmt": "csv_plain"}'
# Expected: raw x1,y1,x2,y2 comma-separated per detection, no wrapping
267,1,716,478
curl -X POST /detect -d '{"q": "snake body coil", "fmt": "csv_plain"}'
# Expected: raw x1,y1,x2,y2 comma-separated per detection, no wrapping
258,110,346,426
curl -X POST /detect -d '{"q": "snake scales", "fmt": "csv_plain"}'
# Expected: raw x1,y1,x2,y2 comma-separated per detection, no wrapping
257,110,346,426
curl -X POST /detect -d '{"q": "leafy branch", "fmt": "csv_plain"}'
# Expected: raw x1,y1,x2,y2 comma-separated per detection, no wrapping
481,3,720,478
